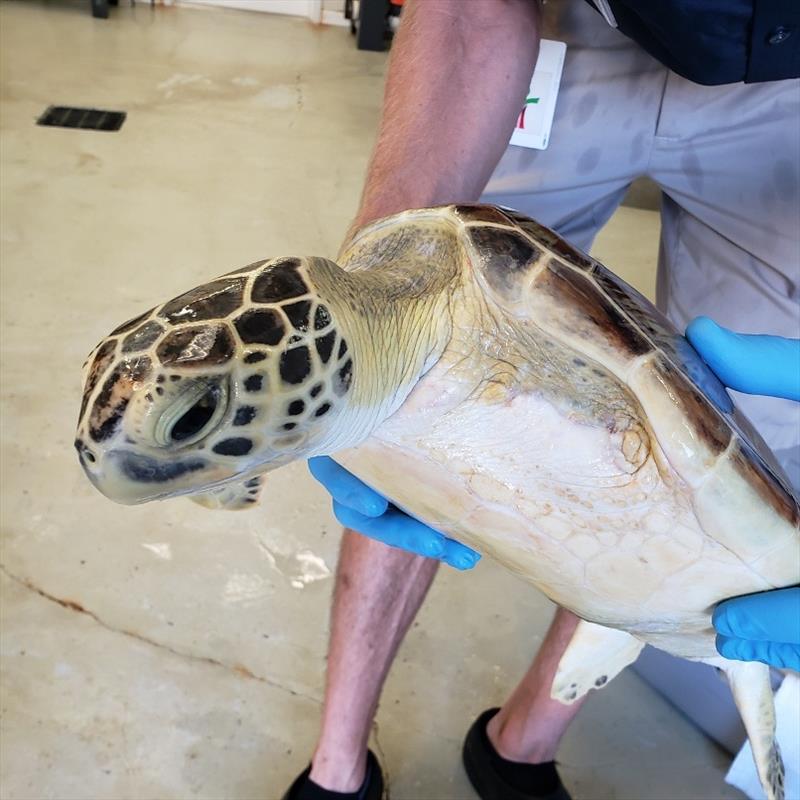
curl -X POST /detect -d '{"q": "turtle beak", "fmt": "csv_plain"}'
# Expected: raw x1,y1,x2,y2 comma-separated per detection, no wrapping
77,444,224,505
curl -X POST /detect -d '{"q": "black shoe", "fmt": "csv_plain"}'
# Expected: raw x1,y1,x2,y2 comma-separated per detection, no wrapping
463,709,572,800
281,750,384,800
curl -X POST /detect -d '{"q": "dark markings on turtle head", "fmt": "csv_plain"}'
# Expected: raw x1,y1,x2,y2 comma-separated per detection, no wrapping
122,320,164,353
156,375,165,384
156,324,235,367
224,259,268,276
501,208,595,271
170,375,182,382
244,375,264,392
233,406,257,426
159,277,246,324
117,452,206,483
564,690,577,701
338,339,348,359
116,355,151,385
454,205,511,225
280,346,311,385
251,259,307,303
282,422,296,431
310,382,323,398
244,351,267,364
110,308,155,336
283,300,312,331
212,437,253,457
595,675,608,687
245,477,261,488
287,400,305,416
334,359,353,397
79,339,117,423
315,331,336,364
274,432,303,449
314,402,331,418
89,357,152,442
314,305,332,330
466,225,540,298
235,308,285,346
572,358,587,367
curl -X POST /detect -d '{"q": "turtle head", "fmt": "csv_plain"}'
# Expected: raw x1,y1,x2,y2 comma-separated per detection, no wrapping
75,257,356,505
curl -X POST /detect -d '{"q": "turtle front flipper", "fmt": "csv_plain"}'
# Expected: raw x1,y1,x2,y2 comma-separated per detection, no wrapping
190,475,265,510
551,620,644,704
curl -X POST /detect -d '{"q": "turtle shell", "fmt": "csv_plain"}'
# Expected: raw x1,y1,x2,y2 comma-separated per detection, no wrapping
450,204,798,546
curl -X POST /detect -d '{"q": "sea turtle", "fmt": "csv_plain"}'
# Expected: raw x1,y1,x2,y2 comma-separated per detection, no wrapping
75,204,798,800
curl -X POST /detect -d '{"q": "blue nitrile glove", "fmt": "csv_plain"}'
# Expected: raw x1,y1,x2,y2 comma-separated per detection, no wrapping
713,589,800,671
686,316,800,401
687,316,800,669
307,455,481,570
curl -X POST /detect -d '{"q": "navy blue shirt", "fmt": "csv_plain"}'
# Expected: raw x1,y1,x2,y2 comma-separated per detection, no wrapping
589,1,800,85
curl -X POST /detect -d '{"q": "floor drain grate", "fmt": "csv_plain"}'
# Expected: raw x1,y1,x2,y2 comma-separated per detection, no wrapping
36,106,126,132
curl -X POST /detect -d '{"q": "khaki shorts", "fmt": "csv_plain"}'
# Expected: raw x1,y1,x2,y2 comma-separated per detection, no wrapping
482,0,800,486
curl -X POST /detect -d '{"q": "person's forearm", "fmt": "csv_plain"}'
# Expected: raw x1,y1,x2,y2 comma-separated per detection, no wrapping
354,0,541,230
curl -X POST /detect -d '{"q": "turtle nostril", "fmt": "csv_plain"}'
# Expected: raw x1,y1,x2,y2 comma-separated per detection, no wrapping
74,438,97,464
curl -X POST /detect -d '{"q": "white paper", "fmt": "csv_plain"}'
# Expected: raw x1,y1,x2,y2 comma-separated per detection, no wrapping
509,39,566,150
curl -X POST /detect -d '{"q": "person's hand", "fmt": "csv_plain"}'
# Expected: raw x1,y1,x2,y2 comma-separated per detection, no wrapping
308,456,481,570
687,316,800,669
686,316,800,401
713,588,800,671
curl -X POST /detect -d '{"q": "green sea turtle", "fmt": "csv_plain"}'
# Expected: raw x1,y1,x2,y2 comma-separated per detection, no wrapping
75,204,798,800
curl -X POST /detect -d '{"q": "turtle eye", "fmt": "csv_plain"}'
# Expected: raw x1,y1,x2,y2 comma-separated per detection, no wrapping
154,380,228,447
171,389,218,443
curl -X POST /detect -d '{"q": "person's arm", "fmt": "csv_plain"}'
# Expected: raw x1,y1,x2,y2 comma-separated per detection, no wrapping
310,0,540,569
353,0,541,230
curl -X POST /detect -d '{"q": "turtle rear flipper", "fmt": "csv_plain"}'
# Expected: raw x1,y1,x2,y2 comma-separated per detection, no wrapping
717,658,784,800
550,620,645,704
190,475,265,510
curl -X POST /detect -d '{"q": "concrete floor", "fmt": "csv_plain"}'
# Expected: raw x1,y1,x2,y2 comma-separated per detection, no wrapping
0,2,742,799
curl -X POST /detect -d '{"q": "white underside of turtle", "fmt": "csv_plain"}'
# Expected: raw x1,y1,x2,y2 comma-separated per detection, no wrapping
76,205,799,800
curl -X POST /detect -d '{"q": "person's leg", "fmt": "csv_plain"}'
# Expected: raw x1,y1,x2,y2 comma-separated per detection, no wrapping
649,73,800,476
477,1,668,769
300,3,669,793
309,530,439,791
486,608,585,763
